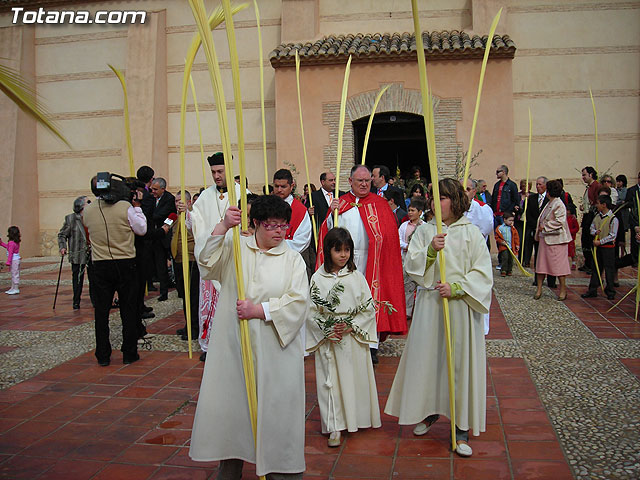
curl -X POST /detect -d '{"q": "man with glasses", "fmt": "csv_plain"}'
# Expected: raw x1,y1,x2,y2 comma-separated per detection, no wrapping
317,165,407,364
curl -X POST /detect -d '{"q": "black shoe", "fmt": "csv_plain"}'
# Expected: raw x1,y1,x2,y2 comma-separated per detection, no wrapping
141,312,155,319
73,304,80,310
142,305,153,313
613,282,620,288
98,359,110,367
581,292,597,298
607,294,615,300
199,352,207,362
176,328,186,337
370,348,379,365
123,353,140,365
578,266,589,272
157,295,168,302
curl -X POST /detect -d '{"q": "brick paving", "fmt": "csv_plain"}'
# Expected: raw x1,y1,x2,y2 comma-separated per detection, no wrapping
0,258,637,479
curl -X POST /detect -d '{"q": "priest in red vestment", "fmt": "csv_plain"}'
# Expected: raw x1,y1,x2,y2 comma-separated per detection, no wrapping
317,165,407,348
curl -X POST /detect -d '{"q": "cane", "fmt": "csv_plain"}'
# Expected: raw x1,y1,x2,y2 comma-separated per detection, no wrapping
53,254,64,310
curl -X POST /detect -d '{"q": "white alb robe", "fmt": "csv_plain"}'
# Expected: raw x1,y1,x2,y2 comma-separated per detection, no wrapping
306,267,381,434
385,217,492,436
189,233,309,476
464,199,494,335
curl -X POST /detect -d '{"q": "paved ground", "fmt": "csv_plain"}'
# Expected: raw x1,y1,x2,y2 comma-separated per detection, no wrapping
0,257,638,479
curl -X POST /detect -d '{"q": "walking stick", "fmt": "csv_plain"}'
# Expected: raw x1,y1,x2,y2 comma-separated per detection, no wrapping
53,254,64,310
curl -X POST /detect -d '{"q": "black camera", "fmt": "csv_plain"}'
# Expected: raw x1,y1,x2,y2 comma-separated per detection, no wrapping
92,172,144,204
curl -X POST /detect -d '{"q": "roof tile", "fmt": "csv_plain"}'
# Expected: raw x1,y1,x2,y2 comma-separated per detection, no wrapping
270,30,516,67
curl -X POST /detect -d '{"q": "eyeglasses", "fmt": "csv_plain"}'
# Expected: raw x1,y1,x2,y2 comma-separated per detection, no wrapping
260,222,290,231
602,179,612,184
496,170,504,174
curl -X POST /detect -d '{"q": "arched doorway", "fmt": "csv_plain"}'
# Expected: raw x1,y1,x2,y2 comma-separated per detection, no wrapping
353,112,430,185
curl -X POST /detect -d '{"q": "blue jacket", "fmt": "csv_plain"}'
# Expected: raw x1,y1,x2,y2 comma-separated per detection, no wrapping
491,178,519,215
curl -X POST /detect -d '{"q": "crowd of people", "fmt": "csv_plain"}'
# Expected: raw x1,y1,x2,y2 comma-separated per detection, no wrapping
5,156,635,478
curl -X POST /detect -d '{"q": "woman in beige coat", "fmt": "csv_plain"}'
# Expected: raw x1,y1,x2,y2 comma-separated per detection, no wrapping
534,179,572,300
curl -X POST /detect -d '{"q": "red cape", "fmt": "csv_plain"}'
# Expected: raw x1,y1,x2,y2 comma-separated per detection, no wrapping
317,192,407,335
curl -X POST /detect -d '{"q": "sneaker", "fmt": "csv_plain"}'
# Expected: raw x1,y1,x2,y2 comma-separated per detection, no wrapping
413,414,440,436
328,431,341,447
495,265,501,270
5,289,19,295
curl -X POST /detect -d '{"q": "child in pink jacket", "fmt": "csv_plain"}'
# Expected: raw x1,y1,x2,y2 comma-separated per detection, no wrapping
1,226,21,295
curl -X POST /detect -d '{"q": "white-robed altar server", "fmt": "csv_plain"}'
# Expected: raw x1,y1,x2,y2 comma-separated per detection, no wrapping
463,178,494,335
189,195,309,479
183,152,241,361
307,227,381,448
385,178,493,457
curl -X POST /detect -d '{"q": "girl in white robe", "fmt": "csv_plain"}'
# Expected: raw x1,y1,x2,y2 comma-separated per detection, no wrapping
385,178,493,457
190,196,309,479
307,227,381,448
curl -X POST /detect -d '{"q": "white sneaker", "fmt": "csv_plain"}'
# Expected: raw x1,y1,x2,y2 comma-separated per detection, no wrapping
328,431,341,447
6,289,19,295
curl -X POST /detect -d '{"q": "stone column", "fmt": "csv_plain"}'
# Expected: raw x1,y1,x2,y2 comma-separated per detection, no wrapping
125,10,167,178
0,26,39,257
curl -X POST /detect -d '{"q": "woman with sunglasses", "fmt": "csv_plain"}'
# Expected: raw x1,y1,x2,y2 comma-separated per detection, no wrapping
190,194,309,480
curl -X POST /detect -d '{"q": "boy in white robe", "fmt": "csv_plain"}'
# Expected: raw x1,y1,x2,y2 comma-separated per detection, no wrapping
385,178,493,457
307,227,381,448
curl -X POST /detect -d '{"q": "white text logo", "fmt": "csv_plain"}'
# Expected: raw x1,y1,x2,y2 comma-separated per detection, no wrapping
11,7,147,25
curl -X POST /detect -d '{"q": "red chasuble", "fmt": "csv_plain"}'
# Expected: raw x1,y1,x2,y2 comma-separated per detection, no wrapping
317,192,407,335
285,198,307,240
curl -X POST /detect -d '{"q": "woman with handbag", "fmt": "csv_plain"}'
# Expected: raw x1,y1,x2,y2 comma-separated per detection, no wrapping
534,180,572,301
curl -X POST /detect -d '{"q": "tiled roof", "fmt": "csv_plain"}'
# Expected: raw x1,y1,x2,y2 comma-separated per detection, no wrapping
270,31,516,67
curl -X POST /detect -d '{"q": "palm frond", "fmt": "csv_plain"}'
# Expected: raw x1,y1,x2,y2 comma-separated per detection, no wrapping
0,63,71,148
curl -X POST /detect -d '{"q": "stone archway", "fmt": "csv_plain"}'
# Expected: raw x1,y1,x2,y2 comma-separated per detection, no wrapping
322,83,462,188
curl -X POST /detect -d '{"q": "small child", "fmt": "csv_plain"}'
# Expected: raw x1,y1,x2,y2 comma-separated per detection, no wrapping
495,212,520,276
307,227,381,448
1,226,21,295
399,197,426,318
582,195,618,300
566,204,580,270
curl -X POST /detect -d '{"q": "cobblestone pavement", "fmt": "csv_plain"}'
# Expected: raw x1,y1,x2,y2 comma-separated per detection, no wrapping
0,256,638,479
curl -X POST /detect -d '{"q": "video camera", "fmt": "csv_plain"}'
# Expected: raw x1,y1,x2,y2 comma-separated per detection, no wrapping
92,172,145,204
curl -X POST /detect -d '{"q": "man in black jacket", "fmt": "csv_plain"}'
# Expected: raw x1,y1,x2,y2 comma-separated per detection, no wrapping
491,164,519,229
309,171,343,227
618,171,640,269
150,177,177,301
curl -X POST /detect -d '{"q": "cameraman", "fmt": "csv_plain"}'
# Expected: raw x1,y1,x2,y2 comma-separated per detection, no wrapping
83,175,147,366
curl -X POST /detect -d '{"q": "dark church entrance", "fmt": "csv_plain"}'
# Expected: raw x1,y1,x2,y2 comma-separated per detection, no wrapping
353,112,430,186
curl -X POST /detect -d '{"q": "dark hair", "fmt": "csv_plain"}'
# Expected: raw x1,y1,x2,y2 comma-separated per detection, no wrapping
350,164,371,177
262,185,274,194
435,178,470,220
597,194,613,210
273,168,293,185
383,188,404,208
305,183,317,193
323,227,356,273
616,174,627,187
238,193,260,208
410,165,422,176
409,197,426,211
319,172,327,182
373,165,391,182
555,178,564,188
136,165,154,183
567,203,577,216
597,185,611,196
7,226,20,244
546,180,562,198
582,166,598,180
249,194,291,229
409,183,425,197
502,211,515,220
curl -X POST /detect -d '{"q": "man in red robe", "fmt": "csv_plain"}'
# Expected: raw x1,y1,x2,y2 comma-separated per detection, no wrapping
317,165,407,363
